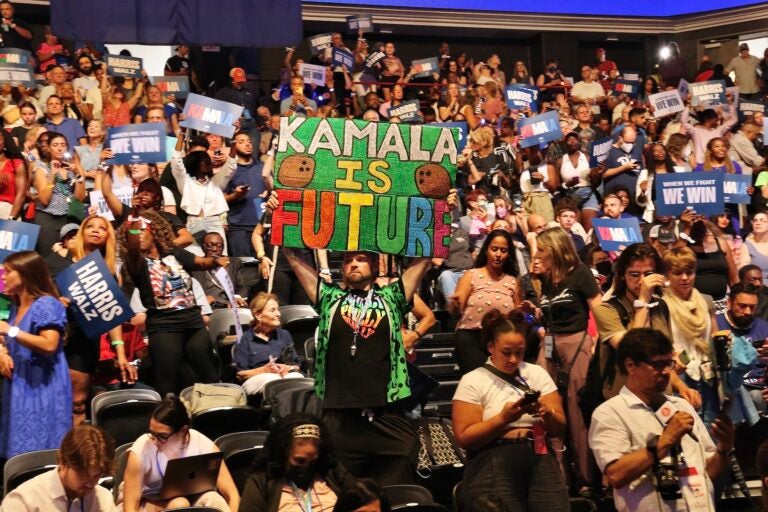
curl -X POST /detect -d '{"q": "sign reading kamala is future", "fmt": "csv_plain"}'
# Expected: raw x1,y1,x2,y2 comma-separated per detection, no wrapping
271,117,459,258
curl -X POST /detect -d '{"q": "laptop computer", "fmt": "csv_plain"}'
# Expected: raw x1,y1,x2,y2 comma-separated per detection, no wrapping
158,452,223,500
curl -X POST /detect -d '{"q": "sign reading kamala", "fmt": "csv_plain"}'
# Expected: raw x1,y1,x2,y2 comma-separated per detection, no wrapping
271,117,459,258
180,93,243,138
55,251,133,339
107,123,166,164
654,171,724,216
411,57,438,78
723,174,752,204
649,90,684,117
151,76,189,98
613,78,641,98
0,48,30,65
105,54,143,78
0,220,39,262
505,84,538,111
518,110,562,148
690,80,726,109
592,217,642,252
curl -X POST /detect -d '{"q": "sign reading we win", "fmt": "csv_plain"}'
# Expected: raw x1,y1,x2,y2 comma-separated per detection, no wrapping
271,117,459,258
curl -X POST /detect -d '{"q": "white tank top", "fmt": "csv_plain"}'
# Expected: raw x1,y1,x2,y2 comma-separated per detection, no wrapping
559,151,591,187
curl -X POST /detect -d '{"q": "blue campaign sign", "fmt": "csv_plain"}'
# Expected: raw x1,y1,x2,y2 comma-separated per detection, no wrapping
613,78,641,98
0,48,30,65
347,14,373,32
106,123,167,164
433,121,468,152
690,80,726,109
411,57,438,78
180,93,243,138
309,33,334,54
505,84,538,111
723,174,752,204
387,99,420,122
0,63,35,88
518,110,562,148
332,47,354,69
678,79,689,99
55,251,133,339
106,54,143,78
590,136,614,167
592,217,643,252
655,171,724,216
0,220,40,262
151,76,189,99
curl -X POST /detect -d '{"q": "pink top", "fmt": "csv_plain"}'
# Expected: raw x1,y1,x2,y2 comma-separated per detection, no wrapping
456,268,518,330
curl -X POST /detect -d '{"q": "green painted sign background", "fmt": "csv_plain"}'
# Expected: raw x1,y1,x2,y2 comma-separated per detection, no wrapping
270,117,459,257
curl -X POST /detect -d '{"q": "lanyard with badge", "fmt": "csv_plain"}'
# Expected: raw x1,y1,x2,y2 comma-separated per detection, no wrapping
347,289,374,358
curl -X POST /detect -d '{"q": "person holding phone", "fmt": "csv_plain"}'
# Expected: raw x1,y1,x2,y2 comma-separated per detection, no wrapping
453,309,568,511
223,131,266,256
280,76,316,117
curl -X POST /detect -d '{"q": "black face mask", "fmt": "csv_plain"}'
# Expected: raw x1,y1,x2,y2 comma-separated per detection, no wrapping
547,66,557,73
595,260,612,277
287,464,316,489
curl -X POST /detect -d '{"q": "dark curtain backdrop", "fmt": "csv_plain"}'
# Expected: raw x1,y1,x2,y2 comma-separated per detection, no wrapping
50,0,302,47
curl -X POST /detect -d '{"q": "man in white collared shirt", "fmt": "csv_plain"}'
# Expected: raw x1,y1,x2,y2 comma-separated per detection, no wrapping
1,424,116,511
588,328,734,512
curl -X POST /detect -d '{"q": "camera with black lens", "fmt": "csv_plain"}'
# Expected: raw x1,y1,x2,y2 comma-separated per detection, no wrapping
654,453,682,500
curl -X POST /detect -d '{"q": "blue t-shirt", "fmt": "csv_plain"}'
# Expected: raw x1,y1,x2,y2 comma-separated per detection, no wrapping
233,327,297,371
693,162,742,175
603,143,644,197
44,118,86,150
224,160,266,226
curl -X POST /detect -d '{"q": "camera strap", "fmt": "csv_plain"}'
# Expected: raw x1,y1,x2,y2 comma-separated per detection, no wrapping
482,364,531,394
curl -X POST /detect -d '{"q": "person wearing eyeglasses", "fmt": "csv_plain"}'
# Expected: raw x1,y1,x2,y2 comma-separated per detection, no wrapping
588,328,734,512
120,395,239,511
662,247,720,427
192,232,251,310
592,244,701,419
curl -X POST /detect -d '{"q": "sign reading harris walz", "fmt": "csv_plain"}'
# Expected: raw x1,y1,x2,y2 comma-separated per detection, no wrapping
271,117,459,258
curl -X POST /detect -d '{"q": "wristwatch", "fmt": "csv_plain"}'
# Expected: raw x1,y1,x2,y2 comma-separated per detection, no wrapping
646,434,660,465
7,326,19,338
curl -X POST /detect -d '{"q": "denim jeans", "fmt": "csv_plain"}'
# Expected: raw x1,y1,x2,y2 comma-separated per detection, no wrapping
462,442,569,512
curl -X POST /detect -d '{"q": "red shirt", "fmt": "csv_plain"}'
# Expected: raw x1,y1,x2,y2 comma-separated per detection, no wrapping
0,158,21,204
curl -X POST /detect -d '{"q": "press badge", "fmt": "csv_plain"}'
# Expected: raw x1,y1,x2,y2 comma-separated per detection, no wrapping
544,335,554,359
679,466,711,511
700,362,715,381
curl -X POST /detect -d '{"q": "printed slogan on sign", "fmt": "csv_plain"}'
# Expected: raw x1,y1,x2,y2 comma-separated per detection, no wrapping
271,117,459,258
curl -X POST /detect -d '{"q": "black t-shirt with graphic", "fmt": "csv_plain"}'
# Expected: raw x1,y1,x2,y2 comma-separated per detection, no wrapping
323,289,391,409
540,262,599,334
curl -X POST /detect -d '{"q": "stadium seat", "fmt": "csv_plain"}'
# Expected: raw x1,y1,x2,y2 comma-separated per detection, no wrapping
3,449,58,497
382,484,435,508
111,442,134,500
191,406,263,440
91,389,161,447
208,307,254,347
279,305,319,357
303,336,316,377
262,377,315,408
214,430,269,492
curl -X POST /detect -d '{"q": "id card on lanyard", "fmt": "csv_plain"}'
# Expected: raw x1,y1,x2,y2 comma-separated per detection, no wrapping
679,465,713,511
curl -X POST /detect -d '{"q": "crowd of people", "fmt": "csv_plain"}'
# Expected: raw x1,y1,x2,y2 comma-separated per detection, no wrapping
0,2,767,509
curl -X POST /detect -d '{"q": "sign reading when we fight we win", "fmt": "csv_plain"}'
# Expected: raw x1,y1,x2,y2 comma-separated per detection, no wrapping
271,117,459,258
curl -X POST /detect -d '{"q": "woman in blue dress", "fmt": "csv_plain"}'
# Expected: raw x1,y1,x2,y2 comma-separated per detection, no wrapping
0,250,71,459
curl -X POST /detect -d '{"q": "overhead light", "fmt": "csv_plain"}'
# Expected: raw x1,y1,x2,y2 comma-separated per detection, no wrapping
606,36,619,41
659,46,671,59
379,28,393,34
704,42,722,49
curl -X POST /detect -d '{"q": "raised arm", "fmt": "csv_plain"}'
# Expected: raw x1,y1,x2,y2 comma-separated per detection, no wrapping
284,247,320,304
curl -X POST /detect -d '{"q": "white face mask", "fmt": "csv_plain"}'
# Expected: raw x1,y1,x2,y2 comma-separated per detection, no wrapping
621,142,634,153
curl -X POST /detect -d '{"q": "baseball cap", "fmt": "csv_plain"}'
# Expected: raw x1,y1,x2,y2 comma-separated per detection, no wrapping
230,67,246,83
60,223,80,240
649,225,677,244
739,43,749,51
